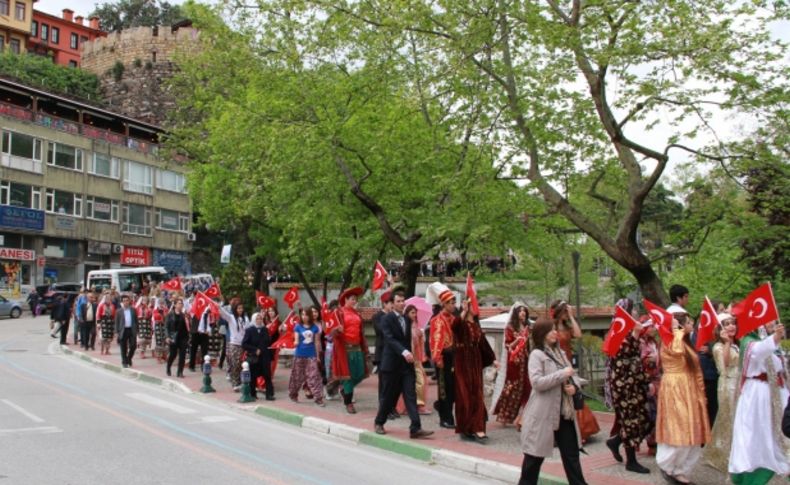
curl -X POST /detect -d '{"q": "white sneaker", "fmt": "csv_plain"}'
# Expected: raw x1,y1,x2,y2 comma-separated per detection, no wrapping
233,385,241,392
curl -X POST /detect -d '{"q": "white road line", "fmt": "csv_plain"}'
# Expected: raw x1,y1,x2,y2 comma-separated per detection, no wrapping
193,416,236,424
0,399,45,423
0,426,61,435
126,392,198,414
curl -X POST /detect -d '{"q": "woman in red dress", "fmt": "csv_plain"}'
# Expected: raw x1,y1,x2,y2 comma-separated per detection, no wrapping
491,302,532,428
551,300,600,443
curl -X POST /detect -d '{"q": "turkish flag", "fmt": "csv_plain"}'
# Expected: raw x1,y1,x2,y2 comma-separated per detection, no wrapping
466,272,480,316
191,291,219,319
205,283,221,299
159,277,182,292
643,299,674,346
256,290,275,309
270,311,297,349
602,305,638,357
695,297,720,350
732,283,780,339
372,261,387,291
283,286,300,309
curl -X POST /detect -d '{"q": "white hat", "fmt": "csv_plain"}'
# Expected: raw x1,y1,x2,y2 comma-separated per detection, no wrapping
426,282,452,306
717,312,734,322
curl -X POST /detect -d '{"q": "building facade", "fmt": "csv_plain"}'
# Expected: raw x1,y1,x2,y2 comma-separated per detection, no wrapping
0,77,192,298
28,9,105,67
0,0,34,54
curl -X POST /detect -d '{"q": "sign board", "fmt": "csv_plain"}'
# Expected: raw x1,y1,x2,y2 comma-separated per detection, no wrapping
54,216,76,230
220,244,231,264
121,246,151,266
0,247,35,261
153,249,191,275
0,206,45,232
88,241,112,255
37,256,45,268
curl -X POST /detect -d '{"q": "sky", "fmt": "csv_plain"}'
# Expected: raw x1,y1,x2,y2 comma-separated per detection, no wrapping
35,0,187,19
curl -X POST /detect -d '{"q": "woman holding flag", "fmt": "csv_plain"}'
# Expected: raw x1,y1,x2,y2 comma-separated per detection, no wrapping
491,302,532,428
703,313,739,472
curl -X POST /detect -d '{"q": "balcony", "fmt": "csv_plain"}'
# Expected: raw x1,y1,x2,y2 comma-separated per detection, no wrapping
1,153,43,174
0,101,159,156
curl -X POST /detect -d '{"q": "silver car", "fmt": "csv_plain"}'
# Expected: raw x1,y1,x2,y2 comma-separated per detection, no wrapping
0,296,23,318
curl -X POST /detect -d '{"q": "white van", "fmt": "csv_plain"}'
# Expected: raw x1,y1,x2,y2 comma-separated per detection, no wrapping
87,267,169,293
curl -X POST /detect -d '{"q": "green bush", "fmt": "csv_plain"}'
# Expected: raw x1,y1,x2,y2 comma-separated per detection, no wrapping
111,61,125,82
0,52,102,102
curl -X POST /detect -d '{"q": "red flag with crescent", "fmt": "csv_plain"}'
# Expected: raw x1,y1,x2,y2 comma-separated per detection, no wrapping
732,283,779,338
466,272,480,316
602,305,638,357
270,311,297,349
283,286,300,309
159,277,182,292
372,261,387,291
695,297,720,350
205,282,221,299
643,299,674,346
256,290,275,309
191,291,219,319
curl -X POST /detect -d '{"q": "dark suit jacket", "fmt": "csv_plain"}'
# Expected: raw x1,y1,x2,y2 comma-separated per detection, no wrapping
114,305,139,337
80,302,99,324
379,311,413,373
372,309,386,365
166,312,190,342
242,325,272,365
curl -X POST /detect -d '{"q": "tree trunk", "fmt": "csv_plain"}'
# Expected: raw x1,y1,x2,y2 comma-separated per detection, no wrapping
400,253,422,298
251,258,264,292
340,250,361,293
292,263,321,308
630,262,669,307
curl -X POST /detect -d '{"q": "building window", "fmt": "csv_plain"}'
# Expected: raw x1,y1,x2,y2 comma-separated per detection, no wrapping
122,203,151,236
0,0,8,16
2,131,43,161
51,27,59,45
156,169,186,193
40,24,48,42
70,33,77,49
155,208,189,232
45,188,82,217
47,143,83,171
0,181,40,209
9,38,19,54
86,196,119,222
68,60,77,68
90,153,119,179
0,36,4,51
123,160,153,194
13,1,23,21
31,21,37,38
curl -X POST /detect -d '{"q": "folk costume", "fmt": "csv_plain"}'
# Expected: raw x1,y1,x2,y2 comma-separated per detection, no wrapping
97,300,116,355
136,299,153,359
152,301,168,362
729,330,790,485
491,302,532,426
453,308,495,439
428,283,457,428
639,325,661,451
330,287,369,413
656,329,711,480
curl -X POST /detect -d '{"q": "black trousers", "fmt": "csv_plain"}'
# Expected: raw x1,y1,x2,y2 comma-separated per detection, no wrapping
80,321,95,349
167,337,188,375
189,333,209,370
519,418,587,485
704,378,718,427
57,320,70,345
120,328,136,366
434,349,455,425
249,357,273,398
375,366,421,433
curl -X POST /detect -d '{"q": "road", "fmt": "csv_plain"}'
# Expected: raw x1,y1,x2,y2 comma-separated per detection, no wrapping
0,315,501,484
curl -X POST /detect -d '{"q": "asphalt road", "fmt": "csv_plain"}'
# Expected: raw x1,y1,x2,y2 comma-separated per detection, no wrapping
0,315,501,485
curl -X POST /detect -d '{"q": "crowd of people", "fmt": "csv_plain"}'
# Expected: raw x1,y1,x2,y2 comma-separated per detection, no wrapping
44,278,789,485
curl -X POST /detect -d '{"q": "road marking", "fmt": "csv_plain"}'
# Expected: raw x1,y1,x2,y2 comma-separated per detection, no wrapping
192,416,236,424
0,399,45,423
126,392,198,414
0,426,61,435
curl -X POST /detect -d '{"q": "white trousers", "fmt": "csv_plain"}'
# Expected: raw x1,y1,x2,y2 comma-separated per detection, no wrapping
657,444,702,477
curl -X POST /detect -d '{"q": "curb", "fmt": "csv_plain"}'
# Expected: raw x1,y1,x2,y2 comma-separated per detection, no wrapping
61,345,566,484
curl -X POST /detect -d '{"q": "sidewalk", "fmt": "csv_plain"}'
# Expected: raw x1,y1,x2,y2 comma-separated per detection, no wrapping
59,341,734,485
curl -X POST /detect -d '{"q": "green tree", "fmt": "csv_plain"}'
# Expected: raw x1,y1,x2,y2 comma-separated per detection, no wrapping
0,52,101,101
90,0,184,32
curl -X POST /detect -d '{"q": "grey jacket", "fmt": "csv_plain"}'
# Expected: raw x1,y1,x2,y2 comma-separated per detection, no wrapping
520,348,582,457
114,305,139,338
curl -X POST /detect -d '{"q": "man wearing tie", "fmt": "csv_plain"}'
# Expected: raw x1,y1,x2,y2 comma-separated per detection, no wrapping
374,290,433,439
115,295,139,368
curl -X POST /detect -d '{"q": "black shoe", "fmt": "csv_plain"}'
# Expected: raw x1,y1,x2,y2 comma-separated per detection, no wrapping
374,424,386,435
177,372,184,378
439,421,455,429
606,436,623,463
122,363,128,368
387,411,400,420
166,368,171,376
265,395,276,401
410,429,434,439
660,469,680,484
625,447,650,474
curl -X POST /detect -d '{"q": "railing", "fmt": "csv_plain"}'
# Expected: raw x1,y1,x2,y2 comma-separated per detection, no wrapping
122,223,152,236
1,153,43,174
0,100,159,156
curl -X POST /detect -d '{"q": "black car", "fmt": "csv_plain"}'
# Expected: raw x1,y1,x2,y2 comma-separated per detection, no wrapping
39,283,82,314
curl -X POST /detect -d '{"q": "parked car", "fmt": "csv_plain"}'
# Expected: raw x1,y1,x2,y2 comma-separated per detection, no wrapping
39,283,82,314
0,295,23,318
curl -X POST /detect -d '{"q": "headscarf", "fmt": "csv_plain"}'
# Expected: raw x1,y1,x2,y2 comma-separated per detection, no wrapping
490,301,529,414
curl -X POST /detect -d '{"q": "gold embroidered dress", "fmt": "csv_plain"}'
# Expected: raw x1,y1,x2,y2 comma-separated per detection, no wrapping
704,341,739,471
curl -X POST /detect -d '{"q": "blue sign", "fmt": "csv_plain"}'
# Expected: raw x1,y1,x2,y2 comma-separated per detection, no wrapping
0,206,45,232
153,249,191,275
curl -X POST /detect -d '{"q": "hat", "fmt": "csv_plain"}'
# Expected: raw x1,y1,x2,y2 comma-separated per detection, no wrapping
339,286,364,306
426,282,453,306
666,303,688,315
717,312,734,323
380,290,392,304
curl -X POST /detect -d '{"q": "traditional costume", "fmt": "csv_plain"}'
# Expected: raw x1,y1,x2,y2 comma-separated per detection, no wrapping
639,325,661,451
427,283,457,428
729,329,790,484
136,300,153,359
152,301,168,362
656,328,711,480
97,301,115,355
491,302,532,426
453,307,494,438
330,287,369,413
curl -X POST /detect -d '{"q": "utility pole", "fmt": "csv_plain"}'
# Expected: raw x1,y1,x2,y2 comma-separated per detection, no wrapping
572,251,584,378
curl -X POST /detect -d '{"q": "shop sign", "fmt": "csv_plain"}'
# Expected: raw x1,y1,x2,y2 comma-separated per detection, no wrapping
153,249,191,275
121,246,151,266
55,216,76,230
37,256,45,268
0,247,35,261
0,206,45,232
87,241,112,255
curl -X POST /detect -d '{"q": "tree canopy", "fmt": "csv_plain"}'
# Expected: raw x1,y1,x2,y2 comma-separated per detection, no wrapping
0,52,102,102
90,0,184,32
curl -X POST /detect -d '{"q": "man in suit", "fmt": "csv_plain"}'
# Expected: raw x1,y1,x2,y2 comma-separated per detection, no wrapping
115,294,139,368
80,292,98,350
241,314,275,401
372,291,398,417
374,290,433,439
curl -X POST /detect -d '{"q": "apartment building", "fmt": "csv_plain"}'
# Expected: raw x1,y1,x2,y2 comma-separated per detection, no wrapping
0,0,34,53
29,9,106,67
0,77,192,296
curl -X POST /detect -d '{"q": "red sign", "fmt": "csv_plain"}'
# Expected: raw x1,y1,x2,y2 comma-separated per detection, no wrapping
121,246,151,266
0,247,35,261
37,256,46,268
